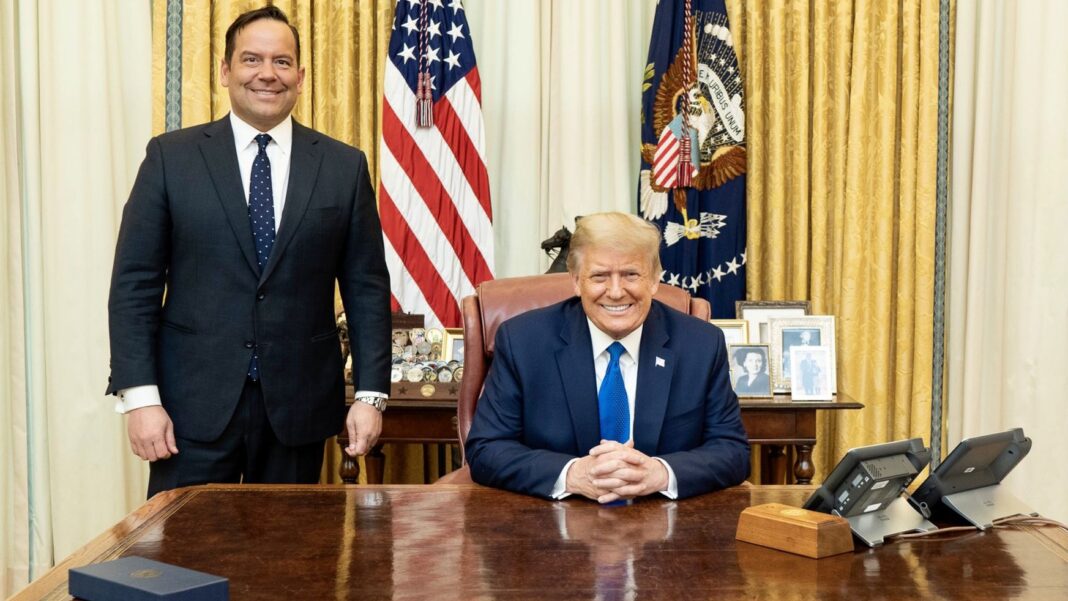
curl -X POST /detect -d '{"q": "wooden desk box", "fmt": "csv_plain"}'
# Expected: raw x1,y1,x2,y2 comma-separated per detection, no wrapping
736,502,853,558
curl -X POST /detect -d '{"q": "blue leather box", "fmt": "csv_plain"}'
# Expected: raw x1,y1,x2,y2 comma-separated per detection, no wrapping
69,556,228,600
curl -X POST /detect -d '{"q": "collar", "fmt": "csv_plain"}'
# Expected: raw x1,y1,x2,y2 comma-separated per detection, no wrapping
229,112,293,156
587,319,643,361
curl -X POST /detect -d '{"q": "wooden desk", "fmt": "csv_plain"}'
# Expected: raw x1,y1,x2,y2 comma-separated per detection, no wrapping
14,484,1068,600
340,386,862,485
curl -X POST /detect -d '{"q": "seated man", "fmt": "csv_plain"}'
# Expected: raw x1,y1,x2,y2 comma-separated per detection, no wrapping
466,212,749,502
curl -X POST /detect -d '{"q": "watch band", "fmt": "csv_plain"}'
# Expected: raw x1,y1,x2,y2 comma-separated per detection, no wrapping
355,395,388,412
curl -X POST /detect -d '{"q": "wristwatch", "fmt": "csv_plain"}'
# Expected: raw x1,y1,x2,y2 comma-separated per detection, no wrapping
355,395,388,412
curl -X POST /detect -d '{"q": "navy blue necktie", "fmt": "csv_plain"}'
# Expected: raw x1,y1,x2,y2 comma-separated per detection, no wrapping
247,133,275,381
598,342,630,443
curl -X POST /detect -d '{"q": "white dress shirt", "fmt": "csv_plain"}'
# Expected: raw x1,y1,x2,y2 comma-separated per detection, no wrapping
550,320,678,499
116,112,384,413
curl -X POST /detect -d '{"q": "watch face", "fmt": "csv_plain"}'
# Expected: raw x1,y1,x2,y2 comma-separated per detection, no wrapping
406,366,425,383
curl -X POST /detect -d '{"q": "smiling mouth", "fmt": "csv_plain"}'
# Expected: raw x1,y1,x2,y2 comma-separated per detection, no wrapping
601,304,632,314
250,89,284,96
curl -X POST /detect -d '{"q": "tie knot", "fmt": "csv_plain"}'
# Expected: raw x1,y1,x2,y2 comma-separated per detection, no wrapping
255,133,272,151
607,341,626,363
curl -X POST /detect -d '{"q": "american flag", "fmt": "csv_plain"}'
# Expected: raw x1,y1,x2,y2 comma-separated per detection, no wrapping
380,0,493,328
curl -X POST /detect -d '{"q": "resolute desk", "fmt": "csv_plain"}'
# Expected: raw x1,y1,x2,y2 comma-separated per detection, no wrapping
13,483,1067,600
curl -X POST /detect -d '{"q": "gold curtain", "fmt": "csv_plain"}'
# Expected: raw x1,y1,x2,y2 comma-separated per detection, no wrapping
150,0,436,484
729,0,949,479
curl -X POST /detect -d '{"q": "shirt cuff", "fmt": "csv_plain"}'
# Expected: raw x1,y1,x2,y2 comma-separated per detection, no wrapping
115,385,162,414
551,458,581,499
654,457,678,499
354,390,389,400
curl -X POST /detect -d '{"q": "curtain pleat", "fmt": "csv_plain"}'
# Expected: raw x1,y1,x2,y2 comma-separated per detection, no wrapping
735,0,946,479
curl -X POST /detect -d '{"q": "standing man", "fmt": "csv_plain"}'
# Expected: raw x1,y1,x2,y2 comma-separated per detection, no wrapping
107,6,390,497
466,212,749,502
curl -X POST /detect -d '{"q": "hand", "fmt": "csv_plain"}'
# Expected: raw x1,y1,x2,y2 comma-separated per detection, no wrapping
344,401,382,457
564,454,614,502
126,405,178,461
587,440,669,502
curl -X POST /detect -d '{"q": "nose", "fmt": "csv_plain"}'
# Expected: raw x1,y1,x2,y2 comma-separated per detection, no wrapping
606,274,625,298
257,61,278,81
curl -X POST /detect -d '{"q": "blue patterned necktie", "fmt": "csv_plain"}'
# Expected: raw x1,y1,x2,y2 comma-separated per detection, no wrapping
247,133,275,381
598,342,630,443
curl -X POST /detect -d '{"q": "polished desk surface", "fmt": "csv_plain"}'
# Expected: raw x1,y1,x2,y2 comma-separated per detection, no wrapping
15,484,1068,601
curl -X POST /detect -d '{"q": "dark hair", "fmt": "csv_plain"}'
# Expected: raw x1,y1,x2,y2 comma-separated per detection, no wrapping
733,347,765,368
224,5,301,64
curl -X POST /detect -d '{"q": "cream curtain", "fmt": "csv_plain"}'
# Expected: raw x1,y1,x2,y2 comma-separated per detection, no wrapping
0,0,152,597
468,0,656,276
948,0,1068,522
734,0,945,480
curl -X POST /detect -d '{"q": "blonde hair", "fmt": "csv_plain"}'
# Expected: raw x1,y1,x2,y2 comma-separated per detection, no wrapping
566,212,662,275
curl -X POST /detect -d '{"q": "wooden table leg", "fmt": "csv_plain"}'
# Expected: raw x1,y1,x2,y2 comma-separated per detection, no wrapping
762,444,788,484
365,444,386,484
793,443,815,485
338,439,360,484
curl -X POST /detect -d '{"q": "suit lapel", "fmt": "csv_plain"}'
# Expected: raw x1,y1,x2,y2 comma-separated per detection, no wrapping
555,301,601,455
260,121,322,284
199,117,259,276
633,303,674,455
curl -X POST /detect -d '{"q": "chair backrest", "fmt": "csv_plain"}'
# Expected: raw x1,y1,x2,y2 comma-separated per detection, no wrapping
456,272,711,461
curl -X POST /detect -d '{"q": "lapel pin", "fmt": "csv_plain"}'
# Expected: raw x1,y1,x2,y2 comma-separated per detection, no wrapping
655,356,666,367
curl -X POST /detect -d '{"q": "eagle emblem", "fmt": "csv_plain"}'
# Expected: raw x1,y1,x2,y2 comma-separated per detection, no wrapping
640,13,747,238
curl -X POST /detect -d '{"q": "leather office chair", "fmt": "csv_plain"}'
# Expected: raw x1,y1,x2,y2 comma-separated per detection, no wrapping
455,272,711,463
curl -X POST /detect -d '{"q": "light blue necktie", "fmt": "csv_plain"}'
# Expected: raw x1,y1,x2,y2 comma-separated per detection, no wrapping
247,133,275,381
598,342,630,443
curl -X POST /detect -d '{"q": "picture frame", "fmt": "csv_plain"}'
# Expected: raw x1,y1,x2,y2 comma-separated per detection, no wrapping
788,345,834,401
735,300,811,343
768,316,836,393
727,343,774,398
711,319,749,346
443,328,465,363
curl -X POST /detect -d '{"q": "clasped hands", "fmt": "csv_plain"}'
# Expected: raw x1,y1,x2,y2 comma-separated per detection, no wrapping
565,440,669,504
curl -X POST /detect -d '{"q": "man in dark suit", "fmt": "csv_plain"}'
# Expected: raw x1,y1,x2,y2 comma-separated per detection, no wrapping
107,6,390,497
466,212,749,502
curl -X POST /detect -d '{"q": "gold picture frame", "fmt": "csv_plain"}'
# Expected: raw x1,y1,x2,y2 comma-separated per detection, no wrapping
443,327,465,363
727,343,774,398
711,319,749,346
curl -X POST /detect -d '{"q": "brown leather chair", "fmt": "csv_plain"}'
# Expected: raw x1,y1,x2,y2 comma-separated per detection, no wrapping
455,272,711,463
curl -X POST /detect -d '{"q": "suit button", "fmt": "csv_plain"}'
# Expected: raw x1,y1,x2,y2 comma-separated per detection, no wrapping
244,341,255,349
257,292,266,301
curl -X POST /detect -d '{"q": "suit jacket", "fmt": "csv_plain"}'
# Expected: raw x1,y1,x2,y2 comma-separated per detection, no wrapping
735,372,770,394
107,116,390,446
466,298,750,499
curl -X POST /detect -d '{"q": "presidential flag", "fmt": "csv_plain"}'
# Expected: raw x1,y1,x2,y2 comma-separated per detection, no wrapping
638,0,747,318
380,0,493,329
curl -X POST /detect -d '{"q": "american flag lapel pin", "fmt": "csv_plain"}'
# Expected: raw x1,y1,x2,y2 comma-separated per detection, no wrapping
655,356,666,367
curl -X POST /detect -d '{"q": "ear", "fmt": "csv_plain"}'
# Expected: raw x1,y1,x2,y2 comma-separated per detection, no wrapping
295,65,306,93
220,59,231,87
571,272,581,297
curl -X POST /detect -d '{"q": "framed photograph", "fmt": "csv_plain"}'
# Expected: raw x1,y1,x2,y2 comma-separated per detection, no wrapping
789,345,834,401
443,327,465,363
768,316,836,393
727,343,774,398
711,319,748,346
735,300,811,343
